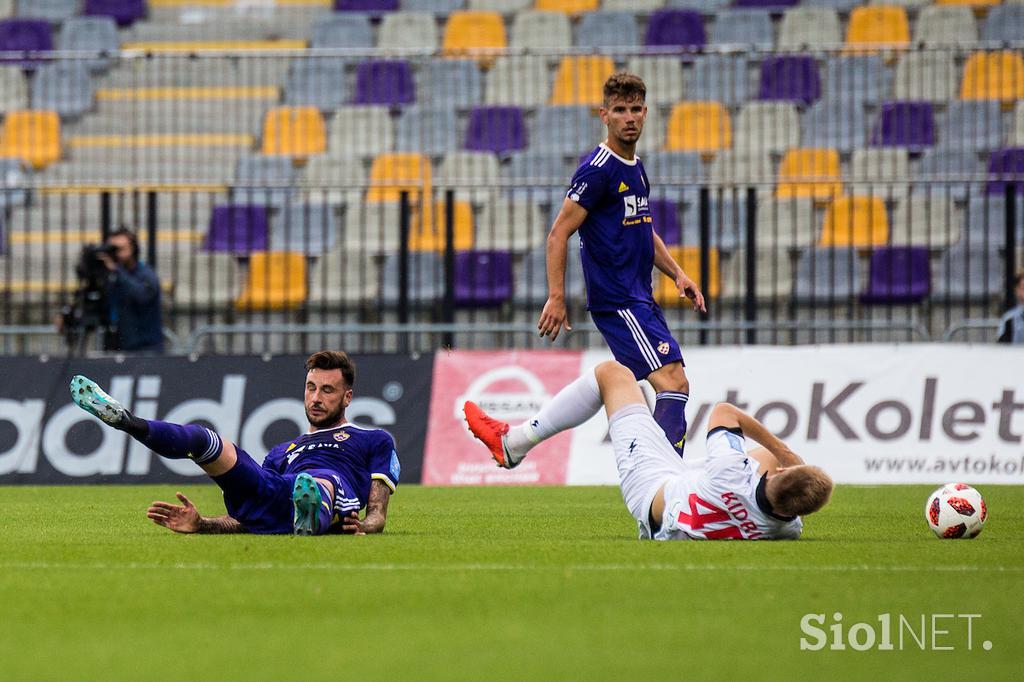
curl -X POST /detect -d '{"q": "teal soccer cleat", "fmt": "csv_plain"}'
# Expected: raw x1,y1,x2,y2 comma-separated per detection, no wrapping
70,375,129,428
292,473,324,536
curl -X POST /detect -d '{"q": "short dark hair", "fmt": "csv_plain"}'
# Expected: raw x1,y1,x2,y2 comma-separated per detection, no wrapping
305,350,356,388
108,226,140,261
603,72,646,107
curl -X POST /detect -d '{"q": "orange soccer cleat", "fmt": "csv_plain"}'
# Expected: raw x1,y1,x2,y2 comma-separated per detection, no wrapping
463,401,522,469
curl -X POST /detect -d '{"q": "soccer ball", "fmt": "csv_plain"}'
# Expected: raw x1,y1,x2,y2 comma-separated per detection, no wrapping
925,483,987,539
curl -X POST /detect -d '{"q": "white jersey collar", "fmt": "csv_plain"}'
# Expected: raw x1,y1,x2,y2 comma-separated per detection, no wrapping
599,142,638,166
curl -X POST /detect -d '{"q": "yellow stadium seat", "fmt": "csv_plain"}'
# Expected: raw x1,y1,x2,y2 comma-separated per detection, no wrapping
845,6,910,53
235,252,308,311
776,148,843,201
549,56,616,106
654,247,721,304
260,106,326,157
442,11,507,56
366,153,433,203
664,102,732,153
409,200,475,252
960,51,1024,104
0,110,61,169
819,196,889,247
935,0,999,6
535,0,599,13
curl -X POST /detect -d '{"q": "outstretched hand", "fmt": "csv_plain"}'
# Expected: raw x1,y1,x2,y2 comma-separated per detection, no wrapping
537,296,572,342
340,511,367,536
147,492,201,533
676,272,707,313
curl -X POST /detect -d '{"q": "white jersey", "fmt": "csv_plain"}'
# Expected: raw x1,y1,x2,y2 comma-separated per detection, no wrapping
608,405,803,541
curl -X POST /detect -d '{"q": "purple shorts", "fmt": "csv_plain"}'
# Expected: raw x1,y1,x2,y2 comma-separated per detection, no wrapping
591,302,684,380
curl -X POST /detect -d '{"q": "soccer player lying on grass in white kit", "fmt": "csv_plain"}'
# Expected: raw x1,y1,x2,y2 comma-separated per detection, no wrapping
465,360,832,540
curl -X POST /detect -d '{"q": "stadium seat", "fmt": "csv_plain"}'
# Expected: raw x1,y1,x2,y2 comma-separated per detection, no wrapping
721,248,796,301
0,110,60,169
823,55,889,106
205,205,270,255
18,0,77,23
625,57,684,106
778,8,841,49
649,198,683,245
1015,102,1024,146
687,54,750,108
643,151,705,202
679,195,749,252
709,10,773,50
914,5,977,47
605,0,661,7
260,107,326,158
0,18,53,66
326,106,394,158
310,12,374,49
484,56,551,107
468,0,528,9
986,147,1024,196
510,11,571,50
792,247,862,303
515,237,585,305
402,0,464,10
801,0,858,11
231,156,297,208
308,250,380,306
380,252,444,306
366,152,432,203
801,99,867,154
981,5,1024,44
870,101,935,151
534,0,598,12
654,246,721,303
755,198,818,248
531,106,604,156
475,197,546,251
844,6,910,53
665,0,730,11
378,12,440,50
235,251,307,311
965,194,1023,250
940,101,1003,154
776,148,843,201
352,60,416,106
889,195,962,247
0,157,25,209
270,203,340,254
30,62,94,120
734,102,800,154
454,250,513,307
0,65,26,112
284,61,349,111
83,0,146,27
665,102,731,153
870,0,929,8
892,52,957,103
405,198,474,252
420,60,482,108
757,56,821,106
931,248,1004,300
734,0,798,6
960,51,1024,104
395,106,460,156
503,150,570,195
335,0,399,10
916,148,981,202
644,9,705,50
934,0,999,7
849,147,910,202
442,11,507,56
708,150,774,188
549,56,615,107
171,253,240,308
298,155,366,206
56,17,119,72
860,246,930,304
437,150,500,203
343,201,403,253
819,196,889,247
576,11,639,50
464,106,526,154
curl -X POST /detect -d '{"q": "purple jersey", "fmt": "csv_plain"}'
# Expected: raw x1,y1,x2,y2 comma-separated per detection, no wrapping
262,422,400,508
567,143,654,312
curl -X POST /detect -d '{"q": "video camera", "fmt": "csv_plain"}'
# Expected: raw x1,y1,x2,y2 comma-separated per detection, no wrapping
61,243,118,352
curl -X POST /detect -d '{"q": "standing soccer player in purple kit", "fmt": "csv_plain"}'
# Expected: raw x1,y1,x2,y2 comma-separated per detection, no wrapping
537,72,706,456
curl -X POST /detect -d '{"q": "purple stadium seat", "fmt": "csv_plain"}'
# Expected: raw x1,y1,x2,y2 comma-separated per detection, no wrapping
83,0,147,27
986,147,1024,196
334,0,398,10
0,19,53,66
649,199,682,245
734,0,799,7
870,102,936,151
352,60,415,106
204,205,269,254
464,106,526,155
860,246,931,304
758,56,821,106
644,10,705,50
454,251,513,307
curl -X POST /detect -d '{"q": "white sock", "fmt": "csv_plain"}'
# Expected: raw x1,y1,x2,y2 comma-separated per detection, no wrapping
505,368,602,455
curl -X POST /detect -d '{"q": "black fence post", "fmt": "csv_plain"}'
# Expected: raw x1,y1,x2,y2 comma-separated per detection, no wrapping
398,190,410,353
100,191,111,240
744,187,757,345
698,186,710,346
1006,185,1018,312
146,191,157,270
442,189,455,349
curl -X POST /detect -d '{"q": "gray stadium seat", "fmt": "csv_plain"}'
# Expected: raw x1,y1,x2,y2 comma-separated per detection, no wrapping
792,247,863,303
914,5,977,46
380,252,444,306
576,11,639,50
283,61,348,111
722,248,796,301
17,0,77,22
666,0,731,11
734,102,800,155
378,12,439,50
327,106,395,158
509,10,571,51
849,148,910,203
709,10,773,50
981,5,1024,44
889,195,962,247
420,60,482,108
625,56,684,106
965,195,1023,251
1014,101,1024,146
801,99,867,154
514,236,585,306
0,65,26,113
799,0,860,12
343,201,402,254
604,0,662,9
310,13,374,49
778,7,841,49
270,204,339,254
484,56,551,107
475,197,546,252
531,106,605,155
437,151,500,204
931,249,1004,300
402,0,463,12
643,151,704,202
30,62,94,119
687,54,750,108
0,158,27,209
468,0,529,9
916,148,981,202
892,51,957,103
298,155,366,207
395,105,461,156
502,151,571,206
939,101,1003,154
708,150,774,189
308,250,380,305
869,0,929,8
824,55,889,106
231,156,297,209
57,17,119,72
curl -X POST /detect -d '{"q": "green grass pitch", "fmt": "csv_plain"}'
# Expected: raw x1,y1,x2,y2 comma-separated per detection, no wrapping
1,484,1021,680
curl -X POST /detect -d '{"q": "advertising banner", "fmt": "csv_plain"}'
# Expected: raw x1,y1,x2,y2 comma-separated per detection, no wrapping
0,354,433,484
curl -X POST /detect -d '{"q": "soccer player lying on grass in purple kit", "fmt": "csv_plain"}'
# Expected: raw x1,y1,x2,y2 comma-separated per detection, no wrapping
70,350,399,536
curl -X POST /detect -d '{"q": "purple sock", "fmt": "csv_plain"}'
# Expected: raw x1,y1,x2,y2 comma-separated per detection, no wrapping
653,392,689,457
315,481,334,534
141,421,222,465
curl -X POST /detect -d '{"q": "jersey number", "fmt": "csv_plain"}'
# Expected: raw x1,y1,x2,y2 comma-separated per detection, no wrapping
676,494,743,539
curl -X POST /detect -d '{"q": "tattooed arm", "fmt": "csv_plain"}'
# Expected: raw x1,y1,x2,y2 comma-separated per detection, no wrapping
147,492,247,534
340,480,392,535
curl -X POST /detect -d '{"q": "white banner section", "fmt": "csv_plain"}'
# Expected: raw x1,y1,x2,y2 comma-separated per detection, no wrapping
569,345,1024,485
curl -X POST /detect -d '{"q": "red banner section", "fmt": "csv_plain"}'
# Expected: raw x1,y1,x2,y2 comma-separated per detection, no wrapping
422,350,583,485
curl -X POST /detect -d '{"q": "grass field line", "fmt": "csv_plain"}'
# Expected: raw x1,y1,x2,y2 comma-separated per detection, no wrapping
2,561,1022,573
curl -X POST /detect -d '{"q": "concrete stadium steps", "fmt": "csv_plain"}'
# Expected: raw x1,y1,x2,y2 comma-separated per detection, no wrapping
66,99,274,137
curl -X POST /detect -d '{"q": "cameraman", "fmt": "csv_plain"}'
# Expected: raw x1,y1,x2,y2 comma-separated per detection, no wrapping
95,227,165,353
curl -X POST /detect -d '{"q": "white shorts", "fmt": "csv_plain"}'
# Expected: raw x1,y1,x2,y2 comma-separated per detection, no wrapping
607,404,688,531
